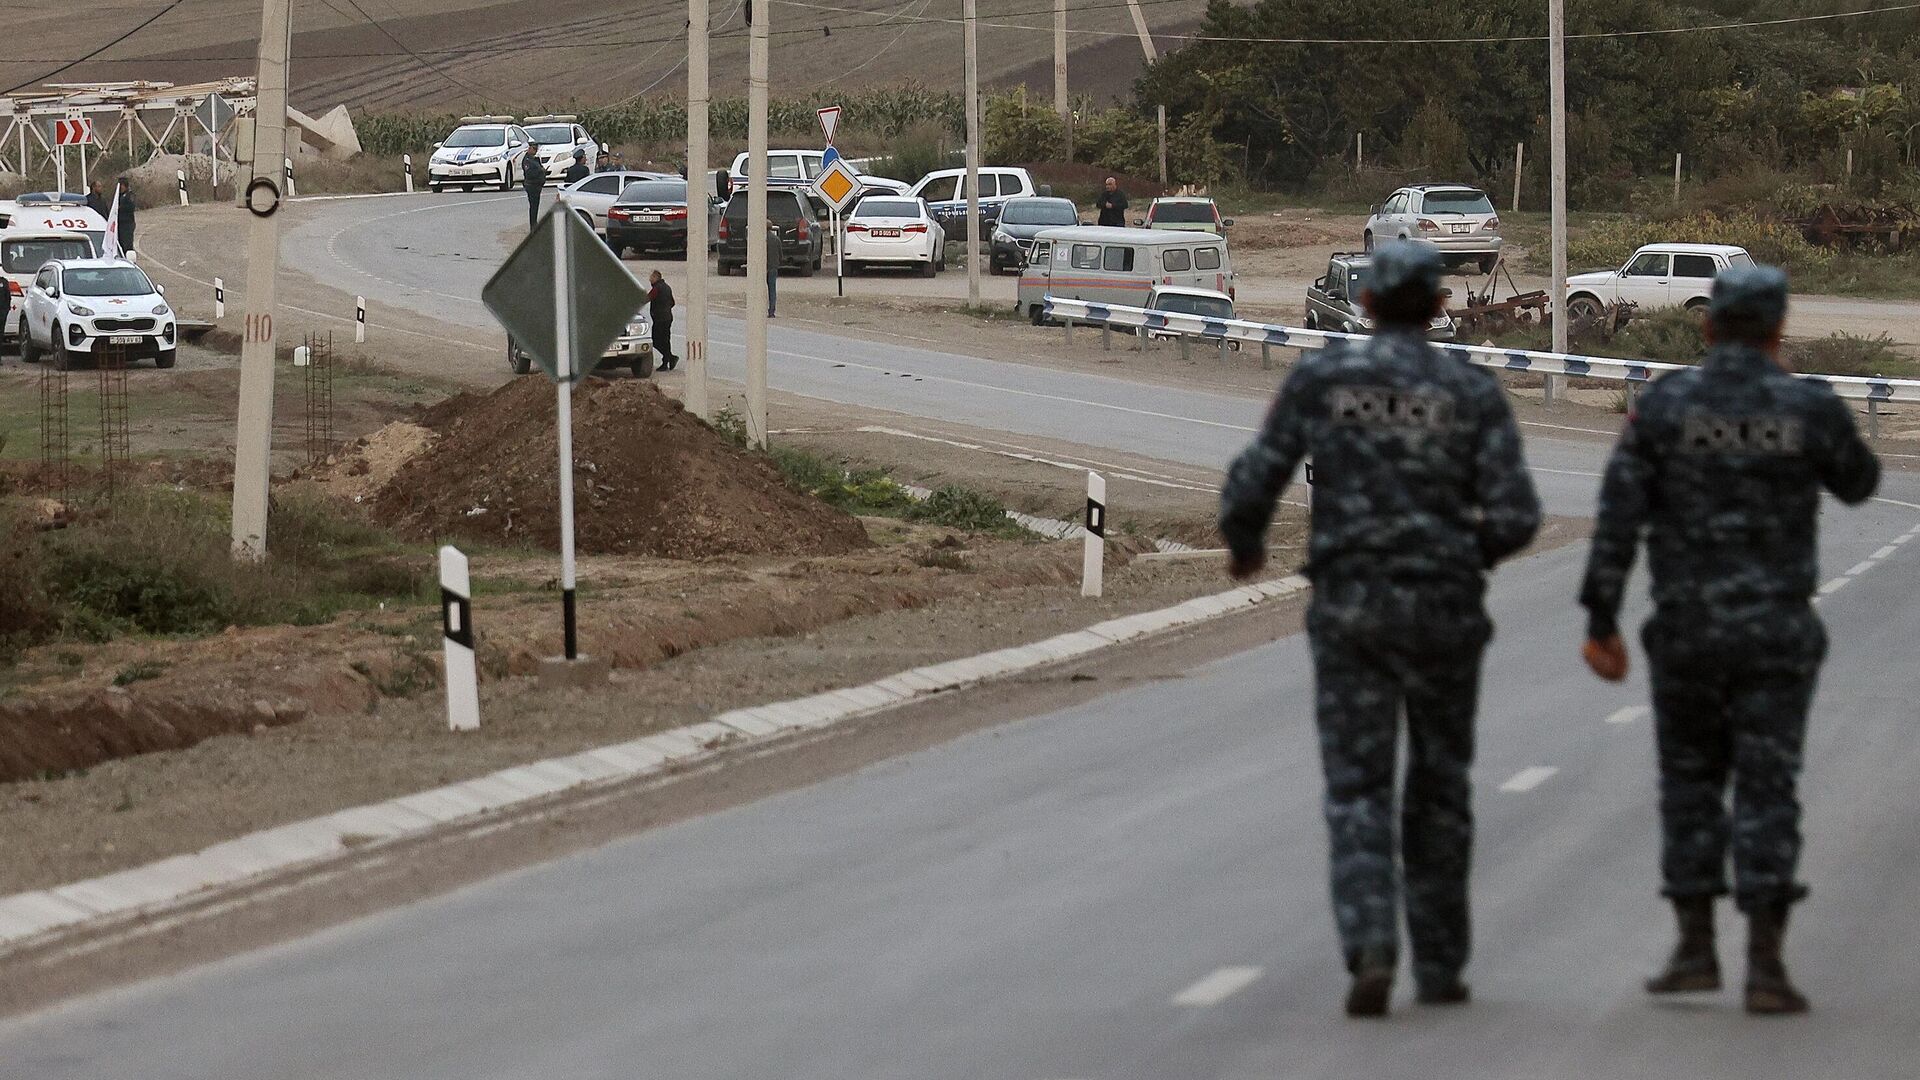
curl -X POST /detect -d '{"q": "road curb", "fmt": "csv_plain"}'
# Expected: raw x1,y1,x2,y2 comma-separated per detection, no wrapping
0,575,1307,954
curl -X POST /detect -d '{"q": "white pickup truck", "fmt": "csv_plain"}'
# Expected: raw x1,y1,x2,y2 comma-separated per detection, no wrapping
1564,243,1754,322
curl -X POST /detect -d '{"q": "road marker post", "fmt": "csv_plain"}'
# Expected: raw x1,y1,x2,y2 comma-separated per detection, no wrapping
441,545,480,731
177,170,188,207
214,277,225,318
403,153,414,193
1082,470,1106,598
284,156,295,198
355,296,366,343
292,344,309,367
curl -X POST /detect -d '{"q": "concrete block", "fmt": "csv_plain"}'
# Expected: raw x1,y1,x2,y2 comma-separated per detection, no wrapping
714,709,784,738
0,891,94,942
553,750,627,783
454,775,531,809
328,802,436,841
538,654,611,691
588,742,671,774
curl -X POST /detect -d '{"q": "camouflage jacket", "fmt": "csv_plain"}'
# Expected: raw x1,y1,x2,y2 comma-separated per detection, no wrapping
1579,344,1880,640
1219,329,1542,588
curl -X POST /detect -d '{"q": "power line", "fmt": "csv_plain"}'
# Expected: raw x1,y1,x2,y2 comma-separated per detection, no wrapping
2,0,187,95
319,0,513,105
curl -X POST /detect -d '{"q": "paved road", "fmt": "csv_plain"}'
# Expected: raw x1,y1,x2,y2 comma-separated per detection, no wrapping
5,527,1918,1078
8,190,1915,1077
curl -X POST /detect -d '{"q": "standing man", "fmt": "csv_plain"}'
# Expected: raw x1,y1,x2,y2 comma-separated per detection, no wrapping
647,270,678,370
594,148,614,173
564,148,590,186
115,181,137,256
521,152,548,230
1220,241,1541,1017
1095,175,1128,227
764,220,782,318
84,180,108,218
1579,265,1878,1016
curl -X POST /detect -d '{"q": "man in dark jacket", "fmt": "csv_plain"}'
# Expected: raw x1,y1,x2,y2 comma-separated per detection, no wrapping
1095,176,1128,227
116,182,137,255
1219,240,1541,1017
521,154,548,230
595,149,614,173
563,148,590,186
1579,264,1879,1015
647,270,678,370
85,181,108,218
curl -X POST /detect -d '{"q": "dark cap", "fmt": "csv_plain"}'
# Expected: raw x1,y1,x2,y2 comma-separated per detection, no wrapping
1364,240,1444,299
574,148,586,159
1708,263,1788,340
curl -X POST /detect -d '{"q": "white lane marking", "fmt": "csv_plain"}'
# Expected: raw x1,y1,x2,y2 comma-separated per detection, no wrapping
1172,966,1264,1007
1873,545,1898,560
1818,577,1850,597
290,190,436,204
1605,706,1649,725
1846,560,1877,577
1873,496,1920,512
1499,766,1560,793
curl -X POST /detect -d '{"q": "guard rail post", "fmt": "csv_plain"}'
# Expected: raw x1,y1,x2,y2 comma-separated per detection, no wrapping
1179,336,1191,362
1101,322,1112,351
1260,341,1272,370
1217,338,1228,362
1136,325,1148,352
1869,398,1880,441
1063,315,1073,345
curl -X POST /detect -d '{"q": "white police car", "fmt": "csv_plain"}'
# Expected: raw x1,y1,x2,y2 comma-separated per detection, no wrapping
19,258,178,369
521,115,598,185
428,117,531,192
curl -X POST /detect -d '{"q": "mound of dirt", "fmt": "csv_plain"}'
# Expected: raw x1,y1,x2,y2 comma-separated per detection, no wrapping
370,377,869,558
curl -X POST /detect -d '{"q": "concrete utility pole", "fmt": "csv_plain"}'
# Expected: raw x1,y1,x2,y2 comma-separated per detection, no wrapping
1054,0,1070,160
745,0,770,447
963,0,981,308
231,0,292,559
1547,0,1568,402
685,0,711,420
1123,0,1165,186
1512,141,1524,211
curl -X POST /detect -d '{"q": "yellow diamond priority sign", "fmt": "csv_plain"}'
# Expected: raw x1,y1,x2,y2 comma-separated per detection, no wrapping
813,158,863,214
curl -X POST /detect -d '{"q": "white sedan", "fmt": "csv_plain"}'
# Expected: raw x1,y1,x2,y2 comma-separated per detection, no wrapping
841,196,946,276
521,116,599,184
19,258,177,369
557,170,675,234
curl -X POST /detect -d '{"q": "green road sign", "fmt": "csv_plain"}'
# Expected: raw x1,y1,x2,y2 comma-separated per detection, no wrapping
482,206,647,382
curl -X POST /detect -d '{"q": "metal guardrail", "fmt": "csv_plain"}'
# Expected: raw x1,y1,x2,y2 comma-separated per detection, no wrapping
1041,297,1920,409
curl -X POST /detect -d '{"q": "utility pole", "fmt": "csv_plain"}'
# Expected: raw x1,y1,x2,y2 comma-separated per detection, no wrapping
745,0,770,447
232,0,291,559
963,0,981,308
685,0,711,420
1122,0,1164,187
1054,0,1070,161
1547,0,1568,403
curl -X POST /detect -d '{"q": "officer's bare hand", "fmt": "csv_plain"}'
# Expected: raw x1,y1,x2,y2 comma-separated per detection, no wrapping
1228,550,1267,580
1582,636,1629,682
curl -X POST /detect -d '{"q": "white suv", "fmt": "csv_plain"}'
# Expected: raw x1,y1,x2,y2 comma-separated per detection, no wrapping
909,166,1039,240
1363,185,1503,273
20,258,177,369
1566,243,1755,321
428,118,530,192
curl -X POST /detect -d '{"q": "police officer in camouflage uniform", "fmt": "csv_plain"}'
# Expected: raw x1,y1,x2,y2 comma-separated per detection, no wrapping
1579,264,1879,1015
1221,241,1542,1017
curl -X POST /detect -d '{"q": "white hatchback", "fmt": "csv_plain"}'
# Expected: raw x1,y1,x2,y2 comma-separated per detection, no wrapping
841,197,946,276
19,258,177,369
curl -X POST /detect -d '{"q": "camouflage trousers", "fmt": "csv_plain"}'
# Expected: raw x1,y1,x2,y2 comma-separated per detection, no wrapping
1643,604,1826,913
1308,578,1491,986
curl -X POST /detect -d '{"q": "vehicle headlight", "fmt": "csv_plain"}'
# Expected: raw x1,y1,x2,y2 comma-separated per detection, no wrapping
625,319,648,335
67,302,96,317
152,303,170,316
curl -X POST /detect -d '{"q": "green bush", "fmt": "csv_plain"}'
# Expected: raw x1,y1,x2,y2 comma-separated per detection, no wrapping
1787,333,1919,378
868,121,954,187
906,485,1014,533
1565,212,1831,276
985,91,1066,166
769,448,916,515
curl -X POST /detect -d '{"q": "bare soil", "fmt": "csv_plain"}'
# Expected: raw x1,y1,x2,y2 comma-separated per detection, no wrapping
370,376,869,557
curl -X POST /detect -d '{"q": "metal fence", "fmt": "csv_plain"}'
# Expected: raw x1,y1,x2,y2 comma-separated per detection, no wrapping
1041,296,1919,436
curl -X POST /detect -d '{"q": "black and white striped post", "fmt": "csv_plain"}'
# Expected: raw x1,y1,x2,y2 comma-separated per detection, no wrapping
355,296,366,343
440,545,480,731
177,169,188,207
403,153,414,193
213,277,224,319
284,156,295,198
1082,470,1106,598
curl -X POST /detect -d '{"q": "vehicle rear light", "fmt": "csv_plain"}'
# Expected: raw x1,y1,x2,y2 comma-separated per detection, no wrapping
1416,218,1440,233
1483,217,1500,231
6,280,19,296
795,221,810,240
665,207,688,220
608,209,628,221
904,224,927,234
846,222,869,233
1229,285,1237,301
718,217,731,240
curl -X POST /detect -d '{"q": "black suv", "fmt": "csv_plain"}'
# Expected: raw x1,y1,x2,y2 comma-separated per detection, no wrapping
989,196,1080,275
718,189,825,276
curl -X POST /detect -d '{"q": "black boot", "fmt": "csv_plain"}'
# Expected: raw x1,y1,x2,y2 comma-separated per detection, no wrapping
1744,905,1809,1015
1345,947,1395,1018
1646,895,1721,994
1415,974,1470,1006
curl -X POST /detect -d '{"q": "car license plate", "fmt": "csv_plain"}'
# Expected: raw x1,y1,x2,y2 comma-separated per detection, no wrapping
1451,223,1470,234
874,228,901,237
109,335,143,345
638,214,662,222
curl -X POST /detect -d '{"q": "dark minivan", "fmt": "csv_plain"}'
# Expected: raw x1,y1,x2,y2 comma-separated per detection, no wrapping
717,189,824,276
